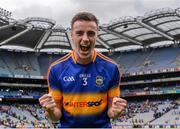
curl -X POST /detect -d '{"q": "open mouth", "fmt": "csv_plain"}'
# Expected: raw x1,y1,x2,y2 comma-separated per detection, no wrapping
80,44,90,52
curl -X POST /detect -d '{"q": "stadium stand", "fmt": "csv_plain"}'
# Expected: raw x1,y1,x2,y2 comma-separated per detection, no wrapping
0,7,180,128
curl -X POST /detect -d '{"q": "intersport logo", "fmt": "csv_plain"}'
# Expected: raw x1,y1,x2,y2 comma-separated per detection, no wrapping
64,99,103,108
63,76,75,82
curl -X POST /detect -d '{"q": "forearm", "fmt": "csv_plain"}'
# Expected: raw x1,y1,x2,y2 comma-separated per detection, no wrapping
45,107,62,121
107,107,120,119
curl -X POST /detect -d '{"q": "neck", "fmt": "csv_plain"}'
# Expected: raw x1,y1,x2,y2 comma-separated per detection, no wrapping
74,51,94,65
77,57,92,65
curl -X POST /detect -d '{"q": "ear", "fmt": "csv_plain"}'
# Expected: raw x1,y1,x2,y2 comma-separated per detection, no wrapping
70,30,73,40
97,27,99,37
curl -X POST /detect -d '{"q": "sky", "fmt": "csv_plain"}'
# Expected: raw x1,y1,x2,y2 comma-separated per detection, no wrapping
0,0,180,27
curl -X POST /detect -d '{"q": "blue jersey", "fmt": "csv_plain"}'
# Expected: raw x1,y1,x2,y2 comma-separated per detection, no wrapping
48,50,120,128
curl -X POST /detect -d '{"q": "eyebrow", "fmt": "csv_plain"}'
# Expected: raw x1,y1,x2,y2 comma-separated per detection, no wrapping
75,30,96,36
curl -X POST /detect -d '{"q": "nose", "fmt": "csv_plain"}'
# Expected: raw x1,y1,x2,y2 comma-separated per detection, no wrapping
82,33,89,42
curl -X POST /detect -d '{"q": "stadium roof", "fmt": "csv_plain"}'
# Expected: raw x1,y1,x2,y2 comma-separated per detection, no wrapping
0,7,180,53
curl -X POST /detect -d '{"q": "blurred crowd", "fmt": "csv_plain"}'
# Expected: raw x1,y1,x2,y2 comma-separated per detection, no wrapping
0,99,179,128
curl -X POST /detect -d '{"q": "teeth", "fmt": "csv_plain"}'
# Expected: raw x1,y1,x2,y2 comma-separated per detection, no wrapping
81,44,88,47
80,44,90,51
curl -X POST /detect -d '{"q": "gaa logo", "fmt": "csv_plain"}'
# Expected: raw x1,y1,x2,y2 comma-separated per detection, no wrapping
63,76,75,82
95,76,103,86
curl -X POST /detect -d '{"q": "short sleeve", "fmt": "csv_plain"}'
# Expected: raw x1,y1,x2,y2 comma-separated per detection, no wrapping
47,65,62,104
108,65,120,98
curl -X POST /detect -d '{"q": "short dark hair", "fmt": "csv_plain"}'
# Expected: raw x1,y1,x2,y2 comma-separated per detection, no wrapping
71,12,99,29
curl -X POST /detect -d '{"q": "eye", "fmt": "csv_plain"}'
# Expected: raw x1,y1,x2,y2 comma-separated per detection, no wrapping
87,31,96,37
76,31,84,36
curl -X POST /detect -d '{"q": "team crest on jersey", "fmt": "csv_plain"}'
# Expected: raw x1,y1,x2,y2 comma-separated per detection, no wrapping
96,76,104,86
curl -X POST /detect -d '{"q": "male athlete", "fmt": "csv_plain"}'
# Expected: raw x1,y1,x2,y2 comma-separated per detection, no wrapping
39,12,127,128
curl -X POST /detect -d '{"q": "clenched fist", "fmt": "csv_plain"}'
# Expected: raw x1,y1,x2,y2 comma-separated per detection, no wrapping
39,93,62,121
108,97,127,118
39,93,57,111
